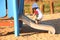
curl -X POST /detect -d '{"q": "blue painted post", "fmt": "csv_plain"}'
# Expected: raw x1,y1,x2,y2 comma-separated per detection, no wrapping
18,0,24,30
7,0,24,36
0,0,6,17
7,0,14,18
12,0,20,36
19,0,24,15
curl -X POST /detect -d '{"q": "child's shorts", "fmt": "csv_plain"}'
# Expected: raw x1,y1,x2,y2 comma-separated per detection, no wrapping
35,17,42,21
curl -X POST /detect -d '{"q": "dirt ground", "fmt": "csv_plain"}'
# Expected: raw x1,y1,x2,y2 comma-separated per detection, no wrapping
0,13,60,40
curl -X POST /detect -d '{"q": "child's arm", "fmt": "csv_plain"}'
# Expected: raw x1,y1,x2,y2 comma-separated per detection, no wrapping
32,13,35,18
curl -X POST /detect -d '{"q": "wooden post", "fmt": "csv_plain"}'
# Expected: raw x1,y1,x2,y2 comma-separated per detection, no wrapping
50,1,54,14
30,2,33,15
40,0,44,13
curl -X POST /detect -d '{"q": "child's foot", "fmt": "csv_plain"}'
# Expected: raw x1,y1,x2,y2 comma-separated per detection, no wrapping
35,21,40,24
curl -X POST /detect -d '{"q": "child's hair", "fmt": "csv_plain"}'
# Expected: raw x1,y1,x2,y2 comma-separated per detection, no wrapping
32,7,38,13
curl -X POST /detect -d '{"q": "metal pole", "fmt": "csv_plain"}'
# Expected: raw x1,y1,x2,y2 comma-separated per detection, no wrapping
19,0,24,15
13,0,19,36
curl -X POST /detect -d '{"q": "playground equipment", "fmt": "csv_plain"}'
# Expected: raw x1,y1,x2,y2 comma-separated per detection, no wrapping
0,0,55,37
20,15,55,34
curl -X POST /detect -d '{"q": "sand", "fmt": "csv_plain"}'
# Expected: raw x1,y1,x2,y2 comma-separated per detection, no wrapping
0,13,60,40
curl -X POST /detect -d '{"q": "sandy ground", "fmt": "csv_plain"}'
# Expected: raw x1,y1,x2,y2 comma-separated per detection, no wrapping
0,13,60,40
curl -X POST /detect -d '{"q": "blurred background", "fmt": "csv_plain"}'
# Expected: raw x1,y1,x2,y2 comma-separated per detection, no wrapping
24,0,60,14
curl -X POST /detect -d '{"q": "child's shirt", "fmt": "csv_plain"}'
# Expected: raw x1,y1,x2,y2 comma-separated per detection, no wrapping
34,9,43,20
34,10,38,15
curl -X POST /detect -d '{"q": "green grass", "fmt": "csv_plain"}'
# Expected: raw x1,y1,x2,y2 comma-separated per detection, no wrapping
54,2,60,7
24,4,30,7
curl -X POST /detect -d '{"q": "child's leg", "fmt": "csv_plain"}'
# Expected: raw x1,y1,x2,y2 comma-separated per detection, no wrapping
36,15,43,24
35,19,39,24
35,19,40,24
35,18,42,24
35,19,38,24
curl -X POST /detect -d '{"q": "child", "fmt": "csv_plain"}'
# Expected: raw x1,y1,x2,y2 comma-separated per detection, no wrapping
32,2,43,24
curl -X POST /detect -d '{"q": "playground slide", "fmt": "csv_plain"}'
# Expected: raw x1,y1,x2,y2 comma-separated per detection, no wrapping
21,15,55,34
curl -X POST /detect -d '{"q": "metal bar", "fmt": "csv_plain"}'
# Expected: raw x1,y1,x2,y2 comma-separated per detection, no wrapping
19,0,24,15
12,0,19,37
18,0,24,32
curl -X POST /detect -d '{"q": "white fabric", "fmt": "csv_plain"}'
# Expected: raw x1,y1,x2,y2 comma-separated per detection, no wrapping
36,9,43,20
